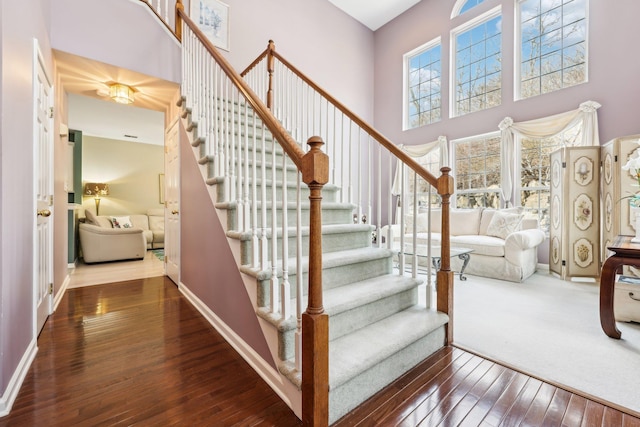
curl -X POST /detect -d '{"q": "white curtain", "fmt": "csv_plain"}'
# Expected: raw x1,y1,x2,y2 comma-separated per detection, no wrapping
498,100,601,207
391,136,449,195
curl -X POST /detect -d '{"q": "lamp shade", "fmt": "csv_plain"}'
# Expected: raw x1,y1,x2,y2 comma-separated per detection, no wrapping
84,183,110,197
109,83,134,104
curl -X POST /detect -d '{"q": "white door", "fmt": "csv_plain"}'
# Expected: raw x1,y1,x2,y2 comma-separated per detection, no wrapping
165,118,180,284
34,41,54,335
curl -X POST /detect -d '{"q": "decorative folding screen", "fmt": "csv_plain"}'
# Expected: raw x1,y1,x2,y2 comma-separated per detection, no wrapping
601,135,640,263
549,146,600,279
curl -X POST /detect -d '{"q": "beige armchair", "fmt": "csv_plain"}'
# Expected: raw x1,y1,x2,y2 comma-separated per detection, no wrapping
79,223,147,263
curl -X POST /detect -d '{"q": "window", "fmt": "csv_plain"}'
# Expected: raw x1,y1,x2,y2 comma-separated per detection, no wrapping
405,40,442,129
517,124,582,231
518,0,588,99
454,133,501,208
452,0,486,17
408,149,442,208
452,8,502,117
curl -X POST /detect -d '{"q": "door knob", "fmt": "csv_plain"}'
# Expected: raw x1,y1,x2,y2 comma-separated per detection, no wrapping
37,209,51,217
171,210,179,215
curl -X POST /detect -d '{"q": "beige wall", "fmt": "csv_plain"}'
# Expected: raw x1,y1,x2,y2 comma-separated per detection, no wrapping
82,136,164,216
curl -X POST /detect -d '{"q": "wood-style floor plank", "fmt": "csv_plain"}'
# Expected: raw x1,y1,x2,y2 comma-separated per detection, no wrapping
0,277,301,427
2,273,640,427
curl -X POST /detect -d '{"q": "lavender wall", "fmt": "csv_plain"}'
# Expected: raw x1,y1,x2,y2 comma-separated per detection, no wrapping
0,0,53,402
374,0,640,148
179,125,275,367
51,0,181,85
373,0,640,264
185,0,375,122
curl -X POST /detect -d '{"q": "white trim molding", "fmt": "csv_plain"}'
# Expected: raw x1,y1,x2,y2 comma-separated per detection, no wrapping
177,281,301,417
0,339,37,417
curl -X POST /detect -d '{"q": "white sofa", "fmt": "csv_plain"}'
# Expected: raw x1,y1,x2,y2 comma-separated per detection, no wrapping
79,209,165,263
384,208,546,282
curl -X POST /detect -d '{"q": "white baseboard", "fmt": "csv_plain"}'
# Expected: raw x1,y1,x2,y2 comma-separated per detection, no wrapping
0,339,38,417
53,275,70,313
178,282,294,409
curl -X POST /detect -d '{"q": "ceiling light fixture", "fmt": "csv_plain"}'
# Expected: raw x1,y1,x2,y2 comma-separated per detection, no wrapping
109,83,135,104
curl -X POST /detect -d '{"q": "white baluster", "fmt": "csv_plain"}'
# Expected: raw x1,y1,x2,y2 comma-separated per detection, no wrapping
281,153,291,320
412,173,418,278
427,186,433,309
243,103,251,232
260,125,269,271
270,136,280,314
252,110,260,269
295,171,303,371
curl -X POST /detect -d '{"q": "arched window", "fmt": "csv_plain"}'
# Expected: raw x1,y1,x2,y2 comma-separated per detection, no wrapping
451,0,486,18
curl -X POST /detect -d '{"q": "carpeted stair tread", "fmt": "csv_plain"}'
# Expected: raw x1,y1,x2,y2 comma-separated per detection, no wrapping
328,307,448,389
279,306,448,389
240,247,395,280
324,274,421,317
256,273,422,332
228,223,374,241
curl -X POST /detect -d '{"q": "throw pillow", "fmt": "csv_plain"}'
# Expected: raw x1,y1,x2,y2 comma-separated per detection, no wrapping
486,211,523,240
84,209,98,226
111,215,134,229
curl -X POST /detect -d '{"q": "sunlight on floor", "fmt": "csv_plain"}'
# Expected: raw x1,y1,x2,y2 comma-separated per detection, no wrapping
68,250,165,288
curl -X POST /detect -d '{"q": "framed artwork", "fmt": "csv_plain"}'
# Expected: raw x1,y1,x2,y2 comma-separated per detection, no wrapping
159,174,165,204
191,0,230,51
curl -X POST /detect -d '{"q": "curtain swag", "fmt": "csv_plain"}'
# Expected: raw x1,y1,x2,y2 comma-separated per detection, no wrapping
391,136,449,196
498,100,601,206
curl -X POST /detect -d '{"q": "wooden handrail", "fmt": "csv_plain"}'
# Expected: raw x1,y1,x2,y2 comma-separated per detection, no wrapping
258,42,440,189
175,0,183,41
176,10,306,169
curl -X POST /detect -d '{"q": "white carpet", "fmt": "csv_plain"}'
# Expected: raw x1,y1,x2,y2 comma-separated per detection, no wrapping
450,269,640,415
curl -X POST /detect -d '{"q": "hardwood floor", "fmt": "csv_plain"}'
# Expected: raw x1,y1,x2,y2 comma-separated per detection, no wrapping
2,271,639,426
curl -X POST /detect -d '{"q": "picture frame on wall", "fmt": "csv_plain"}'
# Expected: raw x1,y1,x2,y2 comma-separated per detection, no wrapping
159,173,165,204
190,0,230,51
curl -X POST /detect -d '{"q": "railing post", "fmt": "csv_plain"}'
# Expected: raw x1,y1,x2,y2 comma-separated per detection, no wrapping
175,0,183,41
436,167,454,344
301,136,329,427
267,40,275,110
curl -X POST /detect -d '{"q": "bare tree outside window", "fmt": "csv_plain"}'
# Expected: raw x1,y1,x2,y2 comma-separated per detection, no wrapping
518,124,581,231
406,42,442,129
519,0,587,99
454,135,502,208
454,12,502,117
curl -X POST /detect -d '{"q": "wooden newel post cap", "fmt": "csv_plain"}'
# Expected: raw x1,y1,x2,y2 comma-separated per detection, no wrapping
437,166,454,196
302,136,329,186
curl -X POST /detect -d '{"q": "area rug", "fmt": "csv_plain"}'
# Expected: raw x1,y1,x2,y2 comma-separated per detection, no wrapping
151,249,164,261
451,270,640,415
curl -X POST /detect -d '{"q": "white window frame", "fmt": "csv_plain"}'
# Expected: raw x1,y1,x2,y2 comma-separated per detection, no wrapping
514,124,582,232
403,37,442,131
449,6,502,118
451,0,486,18
514,0,590,100
452,131,502,209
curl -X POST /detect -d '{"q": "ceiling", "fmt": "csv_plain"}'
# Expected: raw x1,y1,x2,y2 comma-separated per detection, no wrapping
329,0,420,30
55,50,178,145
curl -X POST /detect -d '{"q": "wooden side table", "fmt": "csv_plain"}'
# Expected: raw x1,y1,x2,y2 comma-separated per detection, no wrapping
600,235,640,339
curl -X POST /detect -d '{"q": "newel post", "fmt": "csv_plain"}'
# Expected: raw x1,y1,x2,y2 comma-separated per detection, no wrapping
175,0,184,42
437,167,455,344
301,136,329,427
267,40,276,110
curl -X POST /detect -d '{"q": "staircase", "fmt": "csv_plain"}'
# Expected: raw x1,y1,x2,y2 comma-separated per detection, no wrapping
178,97,448,423
174,6,455,426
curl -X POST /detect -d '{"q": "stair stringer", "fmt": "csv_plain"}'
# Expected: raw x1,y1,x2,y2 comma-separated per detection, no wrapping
178,116,303,419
